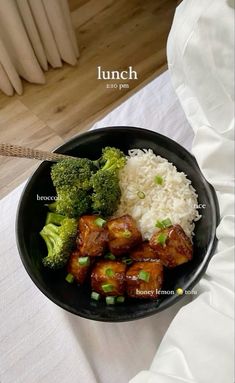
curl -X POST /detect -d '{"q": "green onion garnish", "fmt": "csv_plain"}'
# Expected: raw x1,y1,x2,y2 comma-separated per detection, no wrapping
155,175,163,185
65,273,74,283
116,296,125,303
91,291,100,301
137,191,145,199
78,256,90,266
102,283,114,293
122,257,133,265
157,233,168,246
162,218,172,227
155,218,172,229
138,270,150,282
155,220,164,229
122,230,132,238
106,296,116,305
94,217,106,227
104,253,116,260
105,268,114,277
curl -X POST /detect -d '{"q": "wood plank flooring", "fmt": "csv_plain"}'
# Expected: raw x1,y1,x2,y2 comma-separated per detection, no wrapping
0,0,176,199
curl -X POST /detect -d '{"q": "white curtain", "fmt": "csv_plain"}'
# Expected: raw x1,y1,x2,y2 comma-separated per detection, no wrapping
0,0,79,96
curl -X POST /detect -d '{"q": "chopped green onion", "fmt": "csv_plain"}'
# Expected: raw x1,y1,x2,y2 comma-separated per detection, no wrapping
162,218,172,227
122,257,133,265
155,220,164,229
116,296,125,303
138,270,150,282
91,291,100,301
65,273,74,283
122,230,132,238
94,217,106,227
105,268,114,277
104,253,116,260
137,191,145,199
157,233,168,246
155,221,164,229
155,175,163,185
155,218,172,229
78,256,90,266
106,296,116,305
102,283,114,293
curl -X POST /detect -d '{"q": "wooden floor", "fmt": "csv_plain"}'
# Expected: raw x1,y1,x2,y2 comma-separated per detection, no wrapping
0,0,176,199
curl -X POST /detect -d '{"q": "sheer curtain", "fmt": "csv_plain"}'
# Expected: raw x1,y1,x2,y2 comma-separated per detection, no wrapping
0,0,79,96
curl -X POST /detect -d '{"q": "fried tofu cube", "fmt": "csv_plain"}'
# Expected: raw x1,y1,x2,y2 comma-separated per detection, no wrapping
91,260,126,296
149,224,193,268
126,261,163,299
130,241,159,262
107,214,142,256
67,250,90,284
78,215,108,257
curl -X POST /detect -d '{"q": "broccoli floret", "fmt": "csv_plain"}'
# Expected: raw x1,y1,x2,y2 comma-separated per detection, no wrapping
46,212,65,225
40,214,77,269
48,148,126,218
90,147,126,216
50,158,94,217
51,158,93,190
99,147,126,172
55,187,91,218
91,170,121,217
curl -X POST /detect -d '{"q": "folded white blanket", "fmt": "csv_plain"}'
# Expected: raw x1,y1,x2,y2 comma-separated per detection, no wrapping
130,1,234,382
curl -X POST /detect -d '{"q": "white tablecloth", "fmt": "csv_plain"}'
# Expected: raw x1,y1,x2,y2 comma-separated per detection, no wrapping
0,71,194,383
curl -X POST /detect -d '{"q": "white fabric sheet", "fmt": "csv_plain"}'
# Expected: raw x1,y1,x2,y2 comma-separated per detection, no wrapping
0,71,194,383
131,0,234,382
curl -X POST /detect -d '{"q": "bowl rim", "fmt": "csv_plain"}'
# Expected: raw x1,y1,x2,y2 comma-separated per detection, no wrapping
15,126,220,322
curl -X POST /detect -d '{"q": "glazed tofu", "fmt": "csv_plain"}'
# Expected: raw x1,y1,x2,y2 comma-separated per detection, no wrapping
149,224,193,268
126,261,163,299
130,241,159,262
107,214,142,256
67,250,90,284
91,260,126,296
78,215,108,257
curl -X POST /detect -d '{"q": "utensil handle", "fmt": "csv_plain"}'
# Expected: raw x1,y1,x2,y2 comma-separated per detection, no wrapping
0,143,77,162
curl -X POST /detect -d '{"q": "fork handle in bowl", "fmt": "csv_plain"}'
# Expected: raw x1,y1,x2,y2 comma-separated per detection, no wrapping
0,143,77,162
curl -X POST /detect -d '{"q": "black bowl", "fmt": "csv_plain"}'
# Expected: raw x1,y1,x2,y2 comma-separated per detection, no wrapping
16,127,219,322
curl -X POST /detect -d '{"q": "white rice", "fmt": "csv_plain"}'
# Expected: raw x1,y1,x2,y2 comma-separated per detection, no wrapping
115,149,200,240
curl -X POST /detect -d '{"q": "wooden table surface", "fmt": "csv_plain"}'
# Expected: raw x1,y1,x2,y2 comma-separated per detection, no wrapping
0,0,176,199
